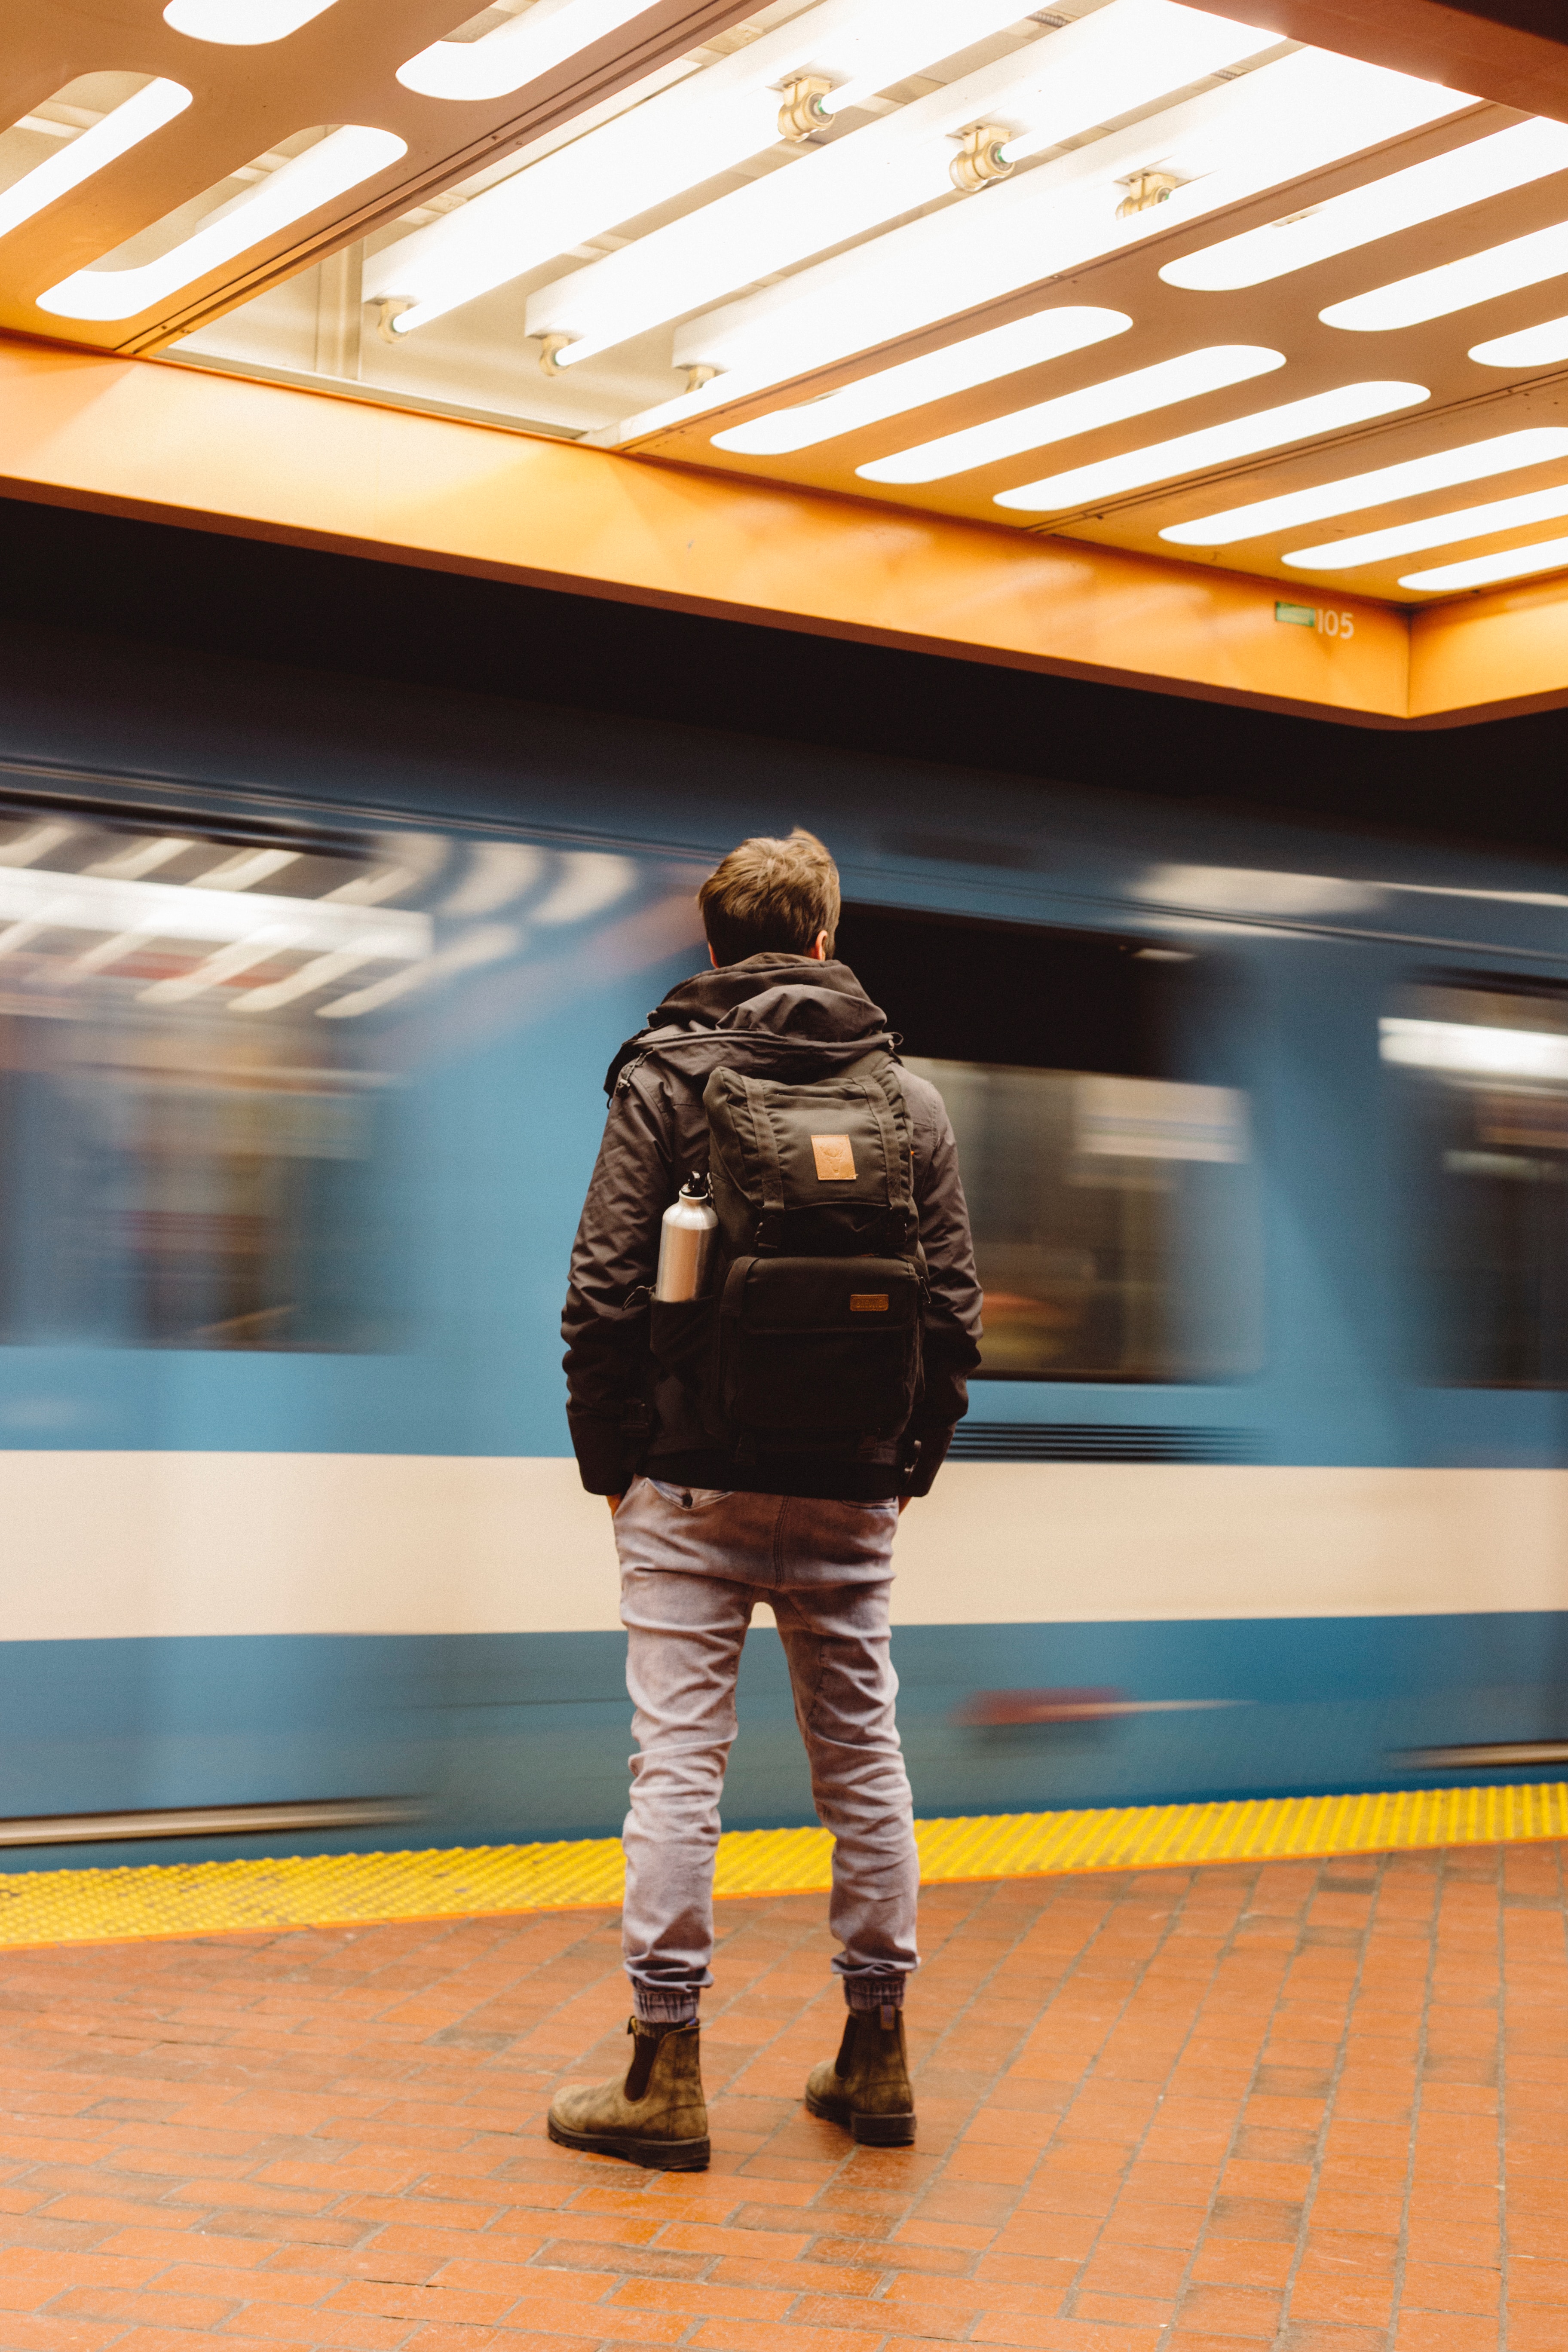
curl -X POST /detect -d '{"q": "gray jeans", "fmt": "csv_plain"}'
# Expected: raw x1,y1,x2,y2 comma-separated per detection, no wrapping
613,1474,919,2023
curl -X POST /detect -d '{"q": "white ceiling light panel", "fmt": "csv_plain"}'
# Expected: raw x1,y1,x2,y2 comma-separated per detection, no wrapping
1284,481,1568,571
1470,314,1568,368
525,0,1278,369
0,78,191,242
711,307,1134,457
1322,215,1568,332
38,124,407,319
1400,535,1568,591
1162,117,1568,293
367,0,1046,335
400,0,672,103
994,381,1430,514
857,345,1286,485
1161,426,1568,545
596,47,1467,447
163,0,340,40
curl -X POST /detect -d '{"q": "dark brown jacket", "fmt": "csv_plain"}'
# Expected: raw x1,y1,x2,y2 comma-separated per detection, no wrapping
561,953,983,1500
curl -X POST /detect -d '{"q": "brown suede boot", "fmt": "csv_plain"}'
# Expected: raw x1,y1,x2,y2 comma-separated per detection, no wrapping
805,2005,916,2145
547,2018,709,2170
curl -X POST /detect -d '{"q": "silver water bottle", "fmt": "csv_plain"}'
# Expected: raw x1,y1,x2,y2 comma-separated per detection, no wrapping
655,1175,718,1302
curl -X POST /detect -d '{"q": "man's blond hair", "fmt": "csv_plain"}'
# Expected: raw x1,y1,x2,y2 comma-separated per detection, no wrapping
698,827,840,967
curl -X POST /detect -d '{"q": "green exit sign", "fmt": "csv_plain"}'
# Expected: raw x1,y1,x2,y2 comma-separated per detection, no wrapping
1275,600,1317,627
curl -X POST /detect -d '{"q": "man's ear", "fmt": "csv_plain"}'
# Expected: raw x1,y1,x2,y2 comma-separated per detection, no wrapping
808,930,829,962
708,942,719,968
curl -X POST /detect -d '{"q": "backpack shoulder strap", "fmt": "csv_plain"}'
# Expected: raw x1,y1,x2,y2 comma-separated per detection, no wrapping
835,1049,917,1225
734,1072,789,1216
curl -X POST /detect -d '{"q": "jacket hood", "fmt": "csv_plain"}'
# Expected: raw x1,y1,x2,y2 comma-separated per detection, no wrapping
605,954,892,1092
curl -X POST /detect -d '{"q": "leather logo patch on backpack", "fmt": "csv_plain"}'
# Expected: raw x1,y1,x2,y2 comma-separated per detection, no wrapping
849,1293,889,1313
811,1133,856,1182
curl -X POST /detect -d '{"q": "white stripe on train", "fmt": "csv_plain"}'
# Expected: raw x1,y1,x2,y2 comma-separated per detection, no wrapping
0,1456,1563,1639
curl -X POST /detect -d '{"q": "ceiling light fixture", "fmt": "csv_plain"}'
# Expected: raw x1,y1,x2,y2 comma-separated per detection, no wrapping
995,381,1429,514
0,80,191,242
37,124,406,320
1162,116,1568,293
1284,481,1568,572
163,0,339,40
858,344,1284,485
1160,425,1568,545
604,48,1467,447
524,0,1277,369
1399,534,1568,591
399,0,662,102
368,0,1043,336
1322,215,1568,333
712,307,1133,458
1470,313,1568,368
990,0,1276,171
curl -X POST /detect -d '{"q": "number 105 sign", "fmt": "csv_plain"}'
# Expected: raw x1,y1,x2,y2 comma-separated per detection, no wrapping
1275,599,1356,638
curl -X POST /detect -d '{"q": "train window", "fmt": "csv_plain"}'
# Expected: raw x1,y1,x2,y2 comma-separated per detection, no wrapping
836,904,1259,1381
1384,979,1568,1387
0,806,401,1351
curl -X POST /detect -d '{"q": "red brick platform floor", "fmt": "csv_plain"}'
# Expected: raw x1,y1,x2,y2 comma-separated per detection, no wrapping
0,1846,1560,2352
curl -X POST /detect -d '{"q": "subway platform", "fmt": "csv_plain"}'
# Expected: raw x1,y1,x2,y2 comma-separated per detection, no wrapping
0,1808,1559,2352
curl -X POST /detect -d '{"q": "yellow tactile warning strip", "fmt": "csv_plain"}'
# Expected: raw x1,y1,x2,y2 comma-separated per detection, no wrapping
0,1783,1563,1951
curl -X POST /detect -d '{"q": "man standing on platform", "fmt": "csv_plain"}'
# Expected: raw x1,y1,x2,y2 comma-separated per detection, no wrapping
551,827,982,2169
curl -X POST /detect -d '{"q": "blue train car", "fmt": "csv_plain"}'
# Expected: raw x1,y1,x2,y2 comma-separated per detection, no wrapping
2,511,1568,1873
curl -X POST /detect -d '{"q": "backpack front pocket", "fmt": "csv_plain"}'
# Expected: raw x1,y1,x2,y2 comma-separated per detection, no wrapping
718,1256,922,1439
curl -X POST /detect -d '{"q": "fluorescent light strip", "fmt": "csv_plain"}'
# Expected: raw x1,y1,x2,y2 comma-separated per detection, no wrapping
0,80,190,241
604,49,1467,448
527,0,1276,368
163,0,338,39
1161,426,1568,546
1400,533,1568,591
815,0,1020,118
712,308,1133,458
1471,313,1568,368
1381,1017,1568,1079
995,381,1429,514
1284,481,1568,572
859,345,1284,487
404,0,1006,112
37,124,406,319
400,0,659,102
368,0,1037,334
1322,214,1568,333
993,0,1277,167
1162,117,1568,293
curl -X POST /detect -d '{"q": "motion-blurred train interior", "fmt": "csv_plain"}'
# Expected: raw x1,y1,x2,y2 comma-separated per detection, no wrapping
0,493,1565,1876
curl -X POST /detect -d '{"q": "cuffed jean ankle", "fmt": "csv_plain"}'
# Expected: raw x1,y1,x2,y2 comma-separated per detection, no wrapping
614,1476,919,2023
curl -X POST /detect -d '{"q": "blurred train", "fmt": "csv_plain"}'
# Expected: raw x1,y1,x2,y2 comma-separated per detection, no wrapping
2,600,1568,1872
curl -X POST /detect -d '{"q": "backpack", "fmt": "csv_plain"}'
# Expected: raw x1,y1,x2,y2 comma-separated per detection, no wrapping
649,1049,927,1470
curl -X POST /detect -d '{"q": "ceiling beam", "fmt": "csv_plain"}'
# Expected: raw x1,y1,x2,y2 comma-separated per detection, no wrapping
0,334,1558,729
1210,0,1568,122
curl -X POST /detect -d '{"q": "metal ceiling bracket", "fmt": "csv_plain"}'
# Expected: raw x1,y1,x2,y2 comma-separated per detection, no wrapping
537,333,575,377
1116,169,1181,217
373,297,413,346
949,125,1015,193
777,75,833,142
